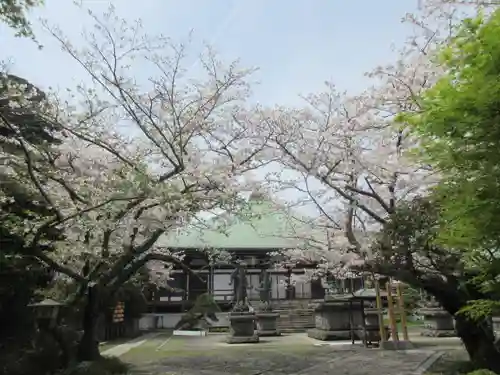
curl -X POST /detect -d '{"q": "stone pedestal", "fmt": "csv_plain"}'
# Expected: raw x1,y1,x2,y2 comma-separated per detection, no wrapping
256,312,280,336
227,312,259,344
307,299,362,341
419,307,456,337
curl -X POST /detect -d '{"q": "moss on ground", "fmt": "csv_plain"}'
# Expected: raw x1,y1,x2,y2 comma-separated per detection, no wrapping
120,333,332,364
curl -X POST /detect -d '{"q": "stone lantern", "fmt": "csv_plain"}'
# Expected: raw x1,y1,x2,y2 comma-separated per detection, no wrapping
29,299,63,329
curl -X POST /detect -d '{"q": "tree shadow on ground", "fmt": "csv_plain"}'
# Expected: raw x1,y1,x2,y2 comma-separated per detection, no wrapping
425,350,476,375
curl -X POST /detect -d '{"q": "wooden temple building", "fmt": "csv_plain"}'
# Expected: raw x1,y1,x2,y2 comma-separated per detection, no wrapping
141,193,369,331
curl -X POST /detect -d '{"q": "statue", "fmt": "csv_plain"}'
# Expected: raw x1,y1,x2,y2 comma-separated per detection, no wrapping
257,269,272,303
256,269,273,312
230,263,248,309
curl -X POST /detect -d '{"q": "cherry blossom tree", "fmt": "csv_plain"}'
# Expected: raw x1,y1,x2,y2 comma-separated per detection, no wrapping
259,0,500,368
386,9,500,370
260,0,498,274
2,5,270,360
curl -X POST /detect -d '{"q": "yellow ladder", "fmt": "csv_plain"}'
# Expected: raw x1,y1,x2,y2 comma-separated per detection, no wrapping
374,279,409,344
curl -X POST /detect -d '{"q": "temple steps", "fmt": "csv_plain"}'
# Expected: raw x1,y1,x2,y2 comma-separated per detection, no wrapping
246,299,317,332
274,300,316,332
276,309,315,332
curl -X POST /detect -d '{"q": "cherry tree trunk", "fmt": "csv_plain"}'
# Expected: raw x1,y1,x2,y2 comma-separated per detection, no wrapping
77,285,102,362
438,292,500,373
454,314,500,373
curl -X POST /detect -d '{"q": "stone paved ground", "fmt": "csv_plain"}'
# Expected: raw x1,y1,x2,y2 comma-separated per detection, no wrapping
132,348,435,375
124,333,440,375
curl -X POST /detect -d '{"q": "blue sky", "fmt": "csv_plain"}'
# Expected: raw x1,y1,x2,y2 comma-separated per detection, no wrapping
1,0,419,106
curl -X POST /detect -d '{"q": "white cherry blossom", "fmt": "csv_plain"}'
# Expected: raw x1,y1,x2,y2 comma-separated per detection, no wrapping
258,0,498,274
1,5,270,287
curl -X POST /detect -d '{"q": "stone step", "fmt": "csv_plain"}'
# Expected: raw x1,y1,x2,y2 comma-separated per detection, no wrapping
275,312,314,317
279,315,314,321
275,301,311,305
279,327,312,333
277,325,315,332
277,309,315,332
277,312,314,317
278,323,314,329
275,307,314,312
264,301,317,333
278,317,314,322
278,319,314,324
278,317,314,323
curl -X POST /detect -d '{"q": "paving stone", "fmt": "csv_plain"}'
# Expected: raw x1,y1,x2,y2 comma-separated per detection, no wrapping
130,347,435,375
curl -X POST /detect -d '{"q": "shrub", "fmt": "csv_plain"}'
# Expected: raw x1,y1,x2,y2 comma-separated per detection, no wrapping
466,370,498,375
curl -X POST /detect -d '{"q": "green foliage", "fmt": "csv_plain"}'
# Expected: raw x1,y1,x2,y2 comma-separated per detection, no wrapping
57,357,130,375
0,213,55,374
0,74,61,145
0,74,64,374
0,74,63,247
402,286,421,311
398,10,500,250
371,197,462,278
1,329,66,375
175,293,220,330
0,0,43,40
466,370,498,375
458,299,500,321
191,292,221,314
396,10,500,323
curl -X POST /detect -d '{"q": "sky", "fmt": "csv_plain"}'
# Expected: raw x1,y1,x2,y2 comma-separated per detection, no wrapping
0,0,423,218
0,0,420,106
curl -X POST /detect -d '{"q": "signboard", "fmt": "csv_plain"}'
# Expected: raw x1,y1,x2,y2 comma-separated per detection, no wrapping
112,301,125,323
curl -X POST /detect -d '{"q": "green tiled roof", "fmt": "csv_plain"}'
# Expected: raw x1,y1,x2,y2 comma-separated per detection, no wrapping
159,197,324,250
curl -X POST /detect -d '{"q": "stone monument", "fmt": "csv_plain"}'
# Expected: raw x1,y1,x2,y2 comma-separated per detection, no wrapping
227,263,259,343
419,298,456,337
308,295,363,341
255,269,280,336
